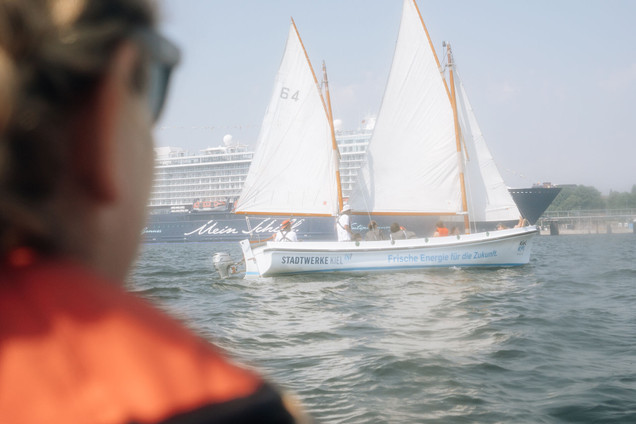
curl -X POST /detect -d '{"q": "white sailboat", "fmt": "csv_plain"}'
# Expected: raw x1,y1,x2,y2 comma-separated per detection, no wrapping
237,4,537,278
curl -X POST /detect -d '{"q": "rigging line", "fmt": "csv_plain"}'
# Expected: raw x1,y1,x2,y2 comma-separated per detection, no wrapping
245,215,254,240
462,127,479,233
353,156,374,222
361,185,373,223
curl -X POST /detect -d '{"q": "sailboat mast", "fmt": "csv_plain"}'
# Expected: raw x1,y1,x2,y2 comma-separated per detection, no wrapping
322,61,344,212
447,43,471,233
291,18,329,119
411,0,452,101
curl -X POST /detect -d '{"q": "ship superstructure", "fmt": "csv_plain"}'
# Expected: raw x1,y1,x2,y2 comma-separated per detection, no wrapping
150,143,253,214
337,127,372,200
149,129,373,214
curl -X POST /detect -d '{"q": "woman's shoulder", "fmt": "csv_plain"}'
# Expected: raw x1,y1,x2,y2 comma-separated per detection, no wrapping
0,259,301,423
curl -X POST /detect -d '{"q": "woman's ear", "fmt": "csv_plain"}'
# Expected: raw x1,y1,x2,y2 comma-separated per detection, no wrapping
71,41,139,203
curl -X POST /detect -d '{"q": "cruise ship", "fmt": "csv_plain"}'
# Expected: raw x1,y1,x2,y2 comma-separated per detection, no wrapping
144,126,558,242
144,129,372,242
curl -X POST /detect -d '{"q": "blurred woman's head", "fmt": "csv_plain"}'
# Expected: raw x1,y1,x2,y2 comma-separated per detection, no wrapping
0,0,178,279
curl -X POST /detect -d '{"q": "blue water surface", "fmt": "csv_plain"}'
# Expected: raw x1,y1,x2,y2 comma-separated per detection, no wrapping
130,234,636,423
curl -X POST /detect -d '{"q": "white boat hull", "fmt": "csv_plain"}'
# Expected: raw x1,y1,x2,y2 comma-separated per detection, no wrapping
240,226,539,278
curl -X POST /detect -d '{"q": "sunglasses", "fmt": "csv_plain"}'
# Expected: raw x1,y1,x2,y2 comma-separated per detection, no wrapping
134,28,181,122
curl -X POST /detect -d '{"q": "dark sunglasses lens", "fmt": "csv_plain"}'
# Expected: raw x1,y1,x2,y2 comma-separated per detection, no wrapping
148,63,170,121
138,29,180,122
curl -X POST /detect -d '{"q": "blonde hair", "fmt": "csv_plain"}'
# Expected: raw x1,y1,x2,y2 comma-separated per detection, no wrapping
0,0,155,255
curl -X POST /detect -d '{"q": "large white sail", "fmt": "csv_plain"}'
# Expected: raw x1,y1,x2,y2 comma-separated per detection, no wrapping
234,22,338,216
349,0,462,214
454,71,520,222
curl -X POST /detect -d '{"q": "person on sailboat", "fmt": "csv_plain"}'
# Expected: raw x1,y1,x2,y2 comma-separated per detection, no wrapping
390,222,416,240
434,221,449,237
0,1,305,422
275,219,298,242
365,220,385,241
337,205,353,241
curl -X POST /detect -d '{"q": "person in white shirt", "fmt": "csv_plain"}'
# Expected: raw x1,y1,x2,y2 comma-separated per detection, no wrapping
337,205,353,241
275,219,298,242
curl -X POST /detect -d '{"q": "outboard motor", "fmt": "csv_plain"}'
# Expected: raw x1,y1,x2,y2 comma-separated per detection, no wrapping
213,252,238,278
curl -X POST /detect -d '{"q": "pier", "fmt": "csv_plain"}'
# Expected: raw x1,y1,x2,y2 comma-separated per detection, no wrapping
536,209,636,235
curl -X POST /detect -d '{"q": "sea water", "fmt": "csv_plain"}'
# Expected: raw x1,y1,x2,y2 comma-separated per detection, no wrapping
129,234,636,423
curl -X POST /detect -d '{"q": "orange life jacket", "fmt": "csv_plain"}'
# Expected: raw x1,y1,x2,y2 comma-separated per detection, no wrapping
0,257,295,423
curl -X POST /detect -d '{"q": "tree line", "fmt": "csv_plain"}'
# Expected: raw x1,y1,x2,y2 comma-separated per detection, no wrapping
547,185,636,211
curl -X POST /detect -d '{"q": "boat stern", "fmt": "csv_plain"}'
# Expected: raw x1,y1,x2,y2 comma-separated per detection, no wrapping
239,239,262,278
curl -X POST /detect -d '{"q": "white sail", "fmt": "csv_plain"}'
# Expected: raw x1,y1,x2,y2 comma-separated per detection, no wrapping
454,70,520,222
349,0,462,214
234,23,338,216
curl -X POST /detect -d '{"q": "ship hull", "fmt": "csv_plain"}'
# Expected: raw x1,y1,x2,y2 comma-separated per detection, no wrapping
143,211,520,243
144,185,561,243
143,212,337,243
240,227,539,278
508,187,562,225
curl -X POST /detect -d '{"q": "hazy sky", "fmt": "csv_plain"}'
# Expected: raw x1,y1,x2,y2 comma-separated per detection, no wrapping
155,0,635,194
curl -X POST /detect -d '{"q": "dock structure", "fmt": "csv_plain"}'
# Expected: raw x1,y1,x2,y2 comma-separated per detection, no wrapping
537,209,636,235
